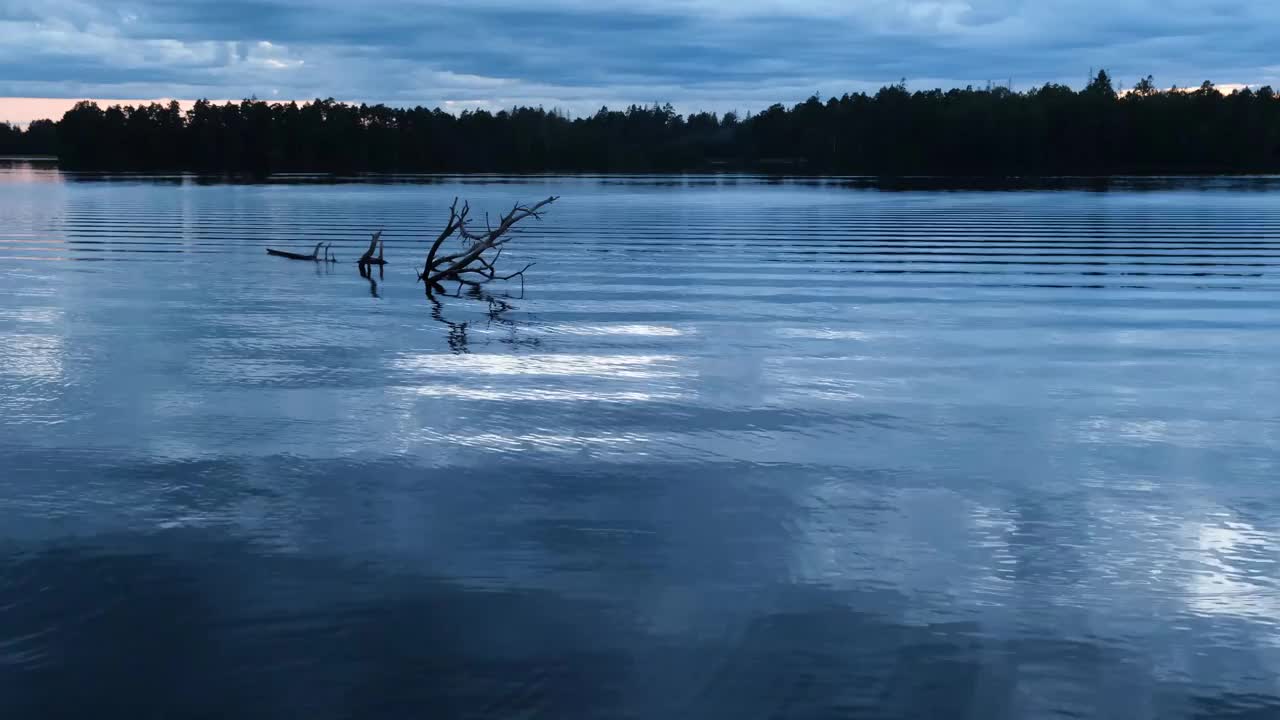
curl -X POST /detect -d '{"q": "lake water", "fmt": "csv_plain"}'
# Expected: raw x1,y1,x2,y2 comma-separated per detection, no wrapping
3,163,1280,719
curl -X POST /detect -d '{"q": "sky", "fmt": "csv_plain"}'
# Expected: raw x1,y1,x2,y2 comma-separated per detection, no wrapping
3,0,1280,124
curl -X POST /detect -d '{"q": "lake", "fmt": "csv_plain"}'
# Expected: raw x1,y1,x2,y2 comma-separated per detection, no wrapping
3,163,1280,719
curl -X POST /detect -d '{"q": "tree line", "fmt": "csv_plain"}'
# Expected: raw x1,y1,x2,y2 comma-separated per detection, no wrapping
5,72,1280,174
0,119,57,157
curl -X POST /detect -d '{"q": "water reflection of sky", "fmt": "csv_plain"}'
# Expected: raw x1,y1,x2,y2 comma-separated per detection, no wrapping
4,170,1280,716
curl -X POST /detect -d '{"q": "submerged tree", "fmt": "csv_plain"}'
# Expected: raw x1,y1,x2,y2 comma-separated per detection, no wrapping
419,196,558,295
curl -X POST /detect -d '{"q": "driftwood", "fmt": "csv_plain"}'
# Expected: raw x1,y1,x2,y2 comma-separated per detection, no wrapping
265,198,557,299
358,232,386,278
266,242,336,263
419,196,557,295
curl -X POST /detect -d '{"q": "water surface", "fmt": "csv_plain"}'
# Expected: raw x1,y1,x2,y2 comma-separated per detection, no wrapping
3,165,1280,718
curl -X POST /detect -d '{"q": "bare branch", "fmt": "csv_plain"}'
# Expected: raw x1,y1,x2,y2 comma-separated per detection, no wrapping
266,240,332,262
419,196,557,294
422,198,468,279
359,231,388,271
494,262,535,281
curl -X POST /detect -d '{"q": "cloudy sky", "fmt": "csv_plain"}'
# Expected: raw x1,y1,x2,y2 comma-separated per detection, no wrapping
3,0,1279,123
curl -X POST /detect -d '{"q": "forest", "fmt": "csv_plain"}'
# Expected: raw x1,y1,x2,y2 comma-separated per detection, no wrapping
0,119,58,158
4,72,1280,174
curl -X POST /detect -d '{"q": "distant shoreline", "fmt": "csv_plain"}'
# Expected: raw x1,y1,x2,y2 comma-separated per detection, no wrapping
4,72,1275,176
5,161,1279,189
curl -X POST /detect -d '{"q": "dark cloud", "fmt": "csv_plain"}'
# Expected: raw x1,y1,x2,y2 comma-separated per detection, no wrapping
1,0,1278,113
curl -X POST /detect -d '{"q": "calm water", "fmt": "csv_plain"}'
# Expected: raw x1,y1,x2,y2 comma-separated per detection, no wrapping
3,164,1280,719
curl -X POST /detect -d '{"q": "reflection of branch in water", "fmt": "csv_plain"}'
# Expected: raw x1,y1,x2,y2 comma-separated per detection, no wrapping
428,292,541,353
360,264,383,297
313,251,339,276
358,255,385,280
429,296,470,353
482,296,532,348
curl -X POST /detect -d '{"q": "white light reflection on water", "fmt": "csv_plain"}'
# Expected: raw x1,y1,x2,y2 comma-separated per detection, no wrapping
0,333,69,425
774,328,876,341
1186,516,1280,625
0,333,65,383
393,353,686,379
397,385,687,403
535,324,687,337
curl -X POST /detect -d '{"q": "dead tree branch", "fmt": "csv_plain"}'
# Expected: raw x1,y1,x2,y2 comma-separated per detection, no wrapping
418,196,557,295
359,232,386,265
266,241,336,263
358,231,386,278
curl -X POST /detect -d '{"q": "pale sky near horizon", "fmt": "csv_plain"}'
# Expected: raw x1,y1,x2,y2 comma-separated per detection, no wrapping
3,0,1279,125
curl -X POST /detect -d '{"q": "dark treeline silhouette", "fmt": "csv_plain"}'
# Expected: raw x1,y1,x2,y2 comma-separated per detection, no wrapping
8,72,1280,174
0,119,58,156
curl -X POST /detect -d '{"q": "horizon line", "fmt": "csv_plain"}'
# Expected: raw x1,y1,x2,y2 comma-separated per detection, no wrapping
1,80,1264,126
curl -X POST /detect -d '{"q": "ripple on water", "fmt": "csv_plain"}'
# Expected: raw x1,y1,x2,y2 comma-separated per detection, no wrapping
3,171,1280,717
